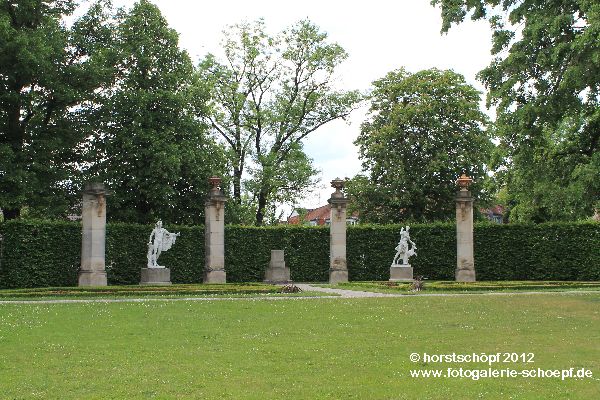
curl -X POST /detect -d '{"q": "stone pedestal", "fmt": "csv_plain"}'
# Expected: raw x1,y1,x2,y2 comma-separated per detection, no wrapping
390,264,414,281
204,177,227,284
140,268,171,285
78,183,108,287
328,178,350,284
264,250,291,284
455,175,476,282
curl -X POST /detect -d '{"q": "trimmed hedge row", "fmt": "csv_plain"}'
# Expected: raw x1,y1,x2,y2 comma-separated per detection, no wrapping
347,222,600,281
225,226,329,283
0,220,80,288
474,223,600,281
347,223,457,280
0,220,598,288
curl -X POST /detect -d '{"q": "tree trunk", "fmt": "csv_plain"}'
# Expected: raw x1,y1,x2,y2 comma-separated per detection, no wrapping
2,208,21,220
233,166,242,204
255,189,268,226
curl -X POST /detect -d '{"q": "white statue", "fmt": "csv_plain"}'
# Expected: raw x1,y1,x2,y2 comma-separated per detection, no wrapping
147,220,180,268
392,226,417,265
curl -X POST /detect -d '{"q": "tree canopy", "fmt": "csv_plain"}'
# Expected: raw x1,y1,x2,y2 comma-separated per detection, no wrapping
0,0,115,220
432,0,600,221
198,20,361,225
86,0,225,224
348,68,491,223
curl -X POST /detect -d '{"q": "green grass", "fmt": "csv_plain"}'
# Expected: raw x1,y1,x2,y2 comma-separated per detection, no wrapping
0,283,336,301
0,293,599,399
326,281,600,294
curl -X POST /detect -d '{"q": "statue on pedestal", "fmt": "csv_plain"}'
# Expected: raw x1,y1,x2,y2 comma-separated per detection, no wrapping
390,226,417,282
147,220,180,268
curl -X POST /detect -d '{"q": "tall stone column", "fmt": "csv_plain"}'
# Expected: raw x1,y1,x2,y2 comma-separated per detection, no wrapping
455,174,476,282
78,183,108,286
328,178,350,284
204,176,227,283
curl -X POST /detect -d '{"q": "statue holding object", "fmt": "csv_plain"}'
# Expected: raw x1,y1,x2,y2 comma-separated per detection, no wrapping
147,220,180,268
392,226,417,265
390,226,417,282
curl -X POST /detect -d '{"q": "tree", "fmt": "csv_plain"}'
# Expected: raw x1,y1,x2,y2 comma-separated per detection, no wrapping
197,20,361,225
86,0,225,224
348,68,491,223
432,0,600,221
0,0,115,220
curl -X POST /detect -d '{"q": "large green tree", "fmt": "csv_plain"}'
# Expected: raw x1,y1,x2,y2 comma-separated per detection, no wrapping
87,0,225,224
197,20,361,225
0,0,115,220
348,68,491,223
432,0,600,221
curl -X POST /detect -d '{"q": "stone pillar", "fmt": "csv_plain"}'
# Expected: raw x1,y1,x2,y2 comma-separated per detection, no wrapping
455,174,476,282
264,250,291,284
328,178,350,284
204,176,227,283
78,183,108,286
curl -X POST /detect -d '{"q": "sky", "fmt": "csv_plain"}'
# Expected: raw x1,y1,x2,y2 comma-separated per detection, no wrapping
106,0,495,215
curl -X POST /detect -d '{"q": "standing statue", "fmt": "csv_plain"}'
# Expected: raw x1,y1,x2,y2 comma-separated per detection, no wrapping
392,226,417,265
147,220,180,268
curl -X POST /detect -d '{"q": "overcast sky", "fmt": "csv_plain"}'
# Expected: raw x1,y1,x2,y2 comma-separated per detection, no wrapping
107,0,494,213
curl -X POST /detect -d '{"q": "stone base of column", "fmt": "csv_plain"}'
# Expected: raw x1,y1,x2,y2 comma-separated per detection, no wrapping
78,270,107,287
203,269,226,284
389,264,414,281
140,268,172,285
455,268,476,282
264,267,291,284
329,269,348,284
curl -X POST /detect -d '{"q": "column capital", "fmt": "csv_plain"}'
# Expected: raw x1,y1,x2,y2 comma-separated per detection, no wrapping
83,182,110,196
328,197,350,207
455,189,473,202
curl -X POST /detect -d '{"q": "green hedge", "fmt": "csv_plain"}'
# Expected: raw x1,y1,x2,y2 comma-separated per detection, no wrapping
0,220,598,288
474,223,600,281
347,222,600,281
105,223,205,285
0,220,80,288
347,223,456,280
225,226,329,283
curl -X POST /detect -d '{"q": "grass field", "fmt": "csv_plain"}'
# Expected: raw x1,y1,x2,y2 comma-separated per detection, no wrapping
1,292,599,399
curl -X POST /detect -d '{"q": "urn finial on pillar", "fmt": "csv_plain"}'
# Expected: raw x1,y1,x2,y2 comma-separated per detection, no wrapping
208,176,222,195
204,176,227,283
455,173,476,282
457,173,473,192
328,178,350,284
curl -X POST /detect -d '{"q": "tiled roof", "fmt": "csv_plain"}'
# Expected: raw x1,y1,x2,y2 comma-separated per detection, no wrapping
287,204,359,225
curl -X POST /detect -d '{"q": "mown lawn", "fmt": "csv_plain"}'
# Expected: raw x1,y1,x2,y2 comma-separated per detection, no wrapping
0,293,599,399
